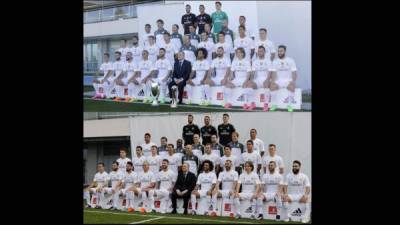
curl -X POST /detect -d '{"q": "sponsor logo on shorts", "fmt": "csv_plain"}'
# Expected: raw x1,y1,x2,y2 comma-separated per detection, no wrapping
268,206,277,215
224,203,231,211
154,200,160,208
124,88,128,95
260,93,265,102
217,92,223,100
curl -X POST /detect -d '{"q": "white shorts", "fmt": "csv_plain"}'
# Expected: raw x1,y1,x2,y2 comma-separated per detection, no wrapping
191,77,202,86
239,192,254,200
155,189,170,198
275,79,292,88
232,77,246,87
198,189,209,198
219,190,232,198
211,75,225,86
288,194,303,202
254,78,266,88
262,192,277,201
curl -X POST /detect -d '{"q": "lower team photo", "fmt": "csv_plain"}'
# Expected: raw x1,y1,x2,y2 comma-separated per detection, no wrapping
83,112,311,224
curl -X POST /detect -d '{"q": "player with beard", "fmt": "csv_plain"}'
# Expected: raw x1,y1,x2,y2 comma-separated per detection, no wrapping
103,161,123,210
120,161,139,212
186,48,211,105
141,133,157,157
210,134,224,157
132,146,147,174
152,48,172,104
165,143,182,173
155,159,177,213
191,134,204,159
201,143,220,174
86,162,109,209
175,139,185,159
92,53,113,99
182,114,200,145
116,147,131,176
200,116,217,145
210,46,231,93
220,146,241,174
128,50,155,103
181,144,200,176
217,114,236,146
114,52,135,102
158,137,169,160
227,132,245,161
103,51,124,99
171,24,183,51
129,36,143,66
190,160,218,216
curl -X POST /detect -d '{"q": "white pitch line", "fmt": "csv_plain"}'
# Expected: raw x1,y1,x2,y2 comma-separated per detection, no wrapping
84,210,252,224
129,216,164,224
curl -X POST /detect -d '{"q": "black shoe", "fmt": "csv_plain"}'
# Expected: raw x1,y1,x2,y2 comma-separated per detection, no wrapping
171,209,177,214
183,209,188,215
86,205,92,208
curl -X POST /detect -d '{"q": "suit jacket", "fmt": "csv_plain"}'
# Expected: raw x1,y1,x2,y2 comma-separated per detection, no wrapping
173,171,197,192
173,59,192,82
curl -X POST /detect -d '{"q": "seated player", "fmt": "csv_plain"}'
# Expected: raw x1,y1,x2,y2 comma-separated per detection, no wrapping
120,161,139,212
186,48,211,105
114,52,136,102
190,160,218,215
241,140,262,175
212,160,239,217
256,161,284,220
128,50,155,103
220,146,241,174
191,134,204,159
198,32,215,64
223,47,251,109
136,161,157,212
92,53,113,99
201,143,221,174
251,46,273,111
144,35,159,64
154,159,177,214
146,145,162,174
132,146,147,174
282,160,311,223
102,161,123,210
209,47,231,89
165,143,182,174
233,161,261,219
153,48,172,104
269,45,298,112
86,162,109,208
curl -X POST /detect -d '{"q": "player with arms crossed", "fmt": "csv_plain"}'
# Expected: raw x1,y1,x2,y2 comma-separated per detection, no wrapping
92,53,113,99
103,161,123,210
155,159,177,214
190,160,218,216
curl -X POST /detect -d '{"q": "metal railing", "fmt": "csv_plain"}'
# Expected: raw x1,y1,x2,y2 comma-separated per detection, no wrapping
84,4,137,24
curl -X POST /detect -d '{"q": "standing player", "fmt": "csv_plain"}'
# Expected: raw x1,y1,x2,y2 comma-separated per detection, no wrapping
241,140,262,174
182,114,200,146
201,143,221,174
140,133,157,157
224,48,252,109
251,46,273,111
155,159,177,214
142,24,152,48
282,161,311,223
154,19,167,47
213,32,234,61
175,139,185,159
238,16,256,40
144,36,159,64
212,160,239,216
253,28,276,62
128,50,155,103
200,116,217,146
233,161,261,219
198,32,215,64
221,20,235,47
153,48,172,104
171,24,183,51
211,1,228,35
220,146,241,173
92,53,113,99
190,160,218,215
227,132,245,162
120,162,139,212
233,25,255,62
132,146,147,174
204,23,216,44
165,143,182,174
181,4,197,35
182,144,200,176
210,134,224,157
158,137,169,160
116,147,131,176
196,4,212,35
257,161,284,220
103,161,123,210
249,129,265,157
188,25,200,48
129,36,143,66
180,35,197,65
103,51,124,99
209,46,231,91
136,162,157,212
186,48,210,105
191,134,204,159
262,144,285,175
269,45,298,112
114,52,134,102
87,162,109,208
217,113,236,146
118,40,130,62
147,145,162,174
160,32,178,64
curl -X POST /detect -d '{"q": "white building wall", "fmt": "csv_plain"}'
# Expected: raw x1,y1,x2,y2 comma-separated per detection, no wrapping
84,17,139,38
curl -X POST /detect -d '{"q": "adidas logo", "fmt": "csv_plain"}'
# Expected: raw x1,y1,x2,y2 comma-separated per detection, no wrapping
291,208,302,216
236,94,244,101
138,90,144,96
245,207,252,213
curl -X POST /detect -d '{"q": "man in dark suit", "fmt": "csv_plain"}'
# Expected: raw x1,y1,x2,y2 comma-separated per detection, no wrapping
168,51,192,104
170,163,197,214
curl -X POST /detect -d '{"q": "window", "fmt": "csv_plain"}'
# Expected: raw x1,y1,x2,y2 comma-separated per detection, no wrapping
83,41,99,73
83,4,138,24
102,7,114,21
86,10,100,23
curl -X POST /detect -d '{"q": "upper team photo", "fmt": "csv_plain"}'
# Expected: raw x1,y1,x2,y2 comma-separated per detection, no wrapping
83,0,311,112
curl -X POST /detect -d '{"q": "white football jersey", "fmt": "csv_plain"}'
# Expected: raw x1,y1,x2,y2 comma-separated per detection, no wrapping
159,42,178,64
241,151,262,167
140,142,157,157
196,171,217,191
129,45,143,65
146,155,162,174
142,33,152,48
93,171,109,187
132,156,147,173
234,36,255,61
109,170,123,188
248,138,265,155
214,42,233,61
261,172,283,194
144,44,159,63
201,153,220,173
116,157,132,175
262,154,285,174
238,171,260,193
154,58,172,80
99,61,113,78
218,169,239,191
165,153,182,174
210,57,231,79
118,47,130,61
251,58,272,81
284,172,310,196
231,59,252,80
113,60,126,78
192,60,210,81
157,169,177,190
124,60,138,80
123,171,138,189
221,155,240,168
198,41,215,63
271,57,297,81
137,171,157,188
253,39,276,60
